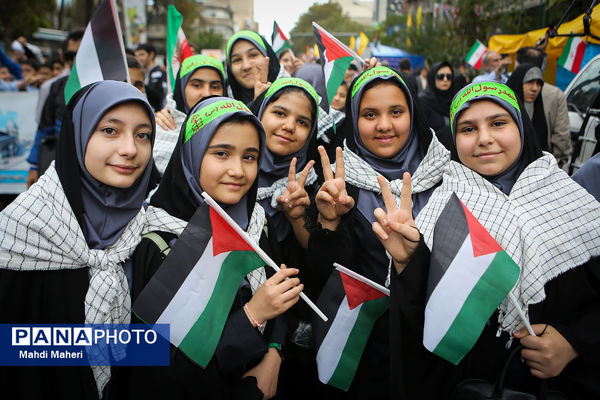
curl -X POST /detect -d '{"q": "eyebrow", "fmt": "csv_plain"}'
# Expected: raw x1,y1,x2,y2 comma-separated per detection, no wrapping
457,113,511,126
207,143,260,153
271,105,311,122
189,78,222,84
100,117,152,129
231,47,260,59
361,104,407,112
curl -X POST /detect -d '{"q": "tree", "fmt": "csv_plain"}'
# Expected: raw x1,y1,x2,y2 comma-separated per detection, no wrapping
290,2,370,56
193,29,225,52
152,0,197,34
0,0,55,43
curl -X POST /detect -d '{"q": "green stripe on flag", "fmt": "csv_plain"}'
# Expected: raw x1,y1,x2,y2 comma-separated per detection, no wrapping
328,296,389,391
64,64,82,104
433,250,520,365
178,250,264,367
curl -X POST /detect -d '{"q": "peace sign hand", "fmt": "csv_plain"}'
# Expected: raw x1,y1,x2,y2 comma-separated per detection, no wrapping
254,56,271,100
371,173,420,274
277,157,315,221
315,146,355,231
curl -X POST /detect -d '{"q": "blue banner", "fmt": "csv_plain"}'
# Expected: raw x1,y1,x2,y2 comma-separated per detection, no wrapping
0,324,170,366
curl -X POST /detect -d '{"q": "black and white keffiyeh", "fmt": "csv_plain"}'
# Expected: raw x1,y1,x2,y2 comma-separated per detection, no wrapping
415,154,600,335
342,133,450,208
0,165,179,396
317,107,344,143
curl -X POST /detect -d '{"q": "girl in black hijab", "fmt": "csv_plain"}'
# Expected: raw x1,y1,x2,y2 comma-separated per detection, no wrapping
418,61,457,147
0,80,158,399
507,63,550,152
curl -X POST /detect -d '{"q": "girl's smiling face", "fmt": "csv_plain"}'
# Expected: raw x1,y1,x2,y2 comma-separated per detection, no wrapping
357,81,411,158
261,90,313,156
199,120,260,205
455,100,522,177
184,67,224,109
84,102,152,188
229,40,266,90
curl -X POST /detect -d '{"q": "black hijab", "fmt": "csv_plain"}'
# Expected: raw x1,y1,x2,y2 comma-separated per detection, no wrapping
418,61,457,118
150,96,266,228
449,81,543,195
506,63,549,152
55,80,156,249
225,31,282,105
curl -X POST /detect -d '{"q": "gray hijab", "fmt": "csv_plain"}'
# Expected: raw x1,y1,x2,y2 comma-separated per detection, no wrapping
72,80,155,249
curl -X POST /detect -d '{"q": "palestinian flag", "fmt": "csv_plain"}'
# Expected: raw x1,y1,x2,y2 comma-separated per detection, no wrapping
64,0,128,103
133,203,265,367
312,22,354,113
558,37,587,74
465,40,488,70
314,268,389,391
423,193,520,365
271,21,291,54
166,4,193,93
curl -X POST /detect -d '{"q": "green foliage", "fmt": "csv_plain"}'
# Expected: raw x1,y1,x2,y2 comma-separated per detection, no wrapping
153,0,197,33
0,0,55,42
290,2,369,55
193,29,225,51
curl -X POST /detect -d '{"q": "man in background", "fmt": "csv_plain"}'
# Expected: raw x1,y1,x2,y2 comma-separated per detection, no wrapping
473,51,510,83
135,43,166,111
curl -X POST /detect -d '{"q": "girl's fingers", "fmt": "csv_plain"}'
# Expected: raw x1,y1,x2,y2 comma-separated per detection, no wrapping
288,157,298,184
260,57,270,83
334,147,345,181
297,160,315,187
377,175,397,213
316,190,335,206
372,221,389,241
318,146,334,180
387,221,420,243
400,172,413,213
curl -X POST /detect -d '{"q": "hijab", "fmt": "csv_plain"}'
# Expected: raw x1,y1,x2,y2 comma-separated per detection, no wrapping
256,77,319,241
419,61,457,119
172,54,226,114
449,81,543,195
346,66,432,220
225,30,282,105
151,96,266,229
506,63,549,151
55,80,156,249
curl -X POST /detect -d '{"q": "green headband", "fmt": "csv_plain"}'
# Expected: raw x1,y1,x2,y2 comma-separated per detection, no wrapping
185,99,251,143
351,66,404,98
450,82,520,129
180,55,225,80
265,77,319,108
226,31,266,60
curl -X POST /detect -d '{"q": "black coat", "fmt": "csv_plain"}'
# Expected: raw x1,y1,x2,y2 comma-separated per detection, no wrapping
390,238,600,399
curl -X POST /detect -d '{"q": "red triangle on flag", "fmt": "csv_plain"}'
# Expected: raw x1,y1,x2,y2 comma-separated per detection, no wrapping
315,26,352,62
210,207,254,256
339,271,386,310
459,200,502,257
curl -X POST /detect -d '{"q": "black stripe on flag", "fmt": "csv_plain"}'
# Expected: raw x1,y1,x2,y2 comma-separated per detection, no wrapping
91,0,127,80
426,193,469,302
312,269,346,348
312,26,330,113
134,204,213,323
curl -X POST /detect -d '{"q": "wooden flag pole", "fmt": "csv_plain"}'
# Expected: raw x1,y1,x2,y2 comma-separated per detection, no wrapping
201,192,328,322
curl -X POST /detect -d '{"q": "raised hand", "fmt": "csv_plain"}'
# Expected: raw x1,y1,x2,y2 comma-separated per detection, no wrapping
245,265,303,325
277,157,314,221
155,107,176,131
371,173,420,274
362,57,382,72
254,56,271,100
315,146,355,231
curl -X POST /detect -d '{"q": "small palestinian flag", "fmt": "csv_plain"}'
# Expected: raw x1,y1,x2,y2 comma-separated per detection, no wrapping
271,21,291,54
312,22,354,113
465,40,488,70
133,203,265,367
64,0,128,103
558,37,587,74
314,268,389,391
423,193,520,365
166,5,193,93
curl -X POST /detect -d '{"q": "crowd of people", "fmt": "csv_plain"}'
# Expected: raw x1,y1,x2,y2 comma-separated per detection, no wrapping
0,26,599,400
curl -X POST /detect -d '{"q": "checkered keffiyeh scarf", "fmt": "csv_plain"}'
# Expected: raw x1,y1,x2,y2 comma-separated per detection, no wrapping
317,108,345,143
342,133,450,207
415,154,600,334
153,94,187,175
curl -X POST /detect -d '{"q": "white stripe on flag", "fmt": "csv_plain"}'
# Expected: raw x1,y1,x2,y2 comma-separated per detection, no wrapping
76,25,104,85
563,38,584,71
423,235,496,351
316,297,361,384
323,60,334,83
156,237,228,346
